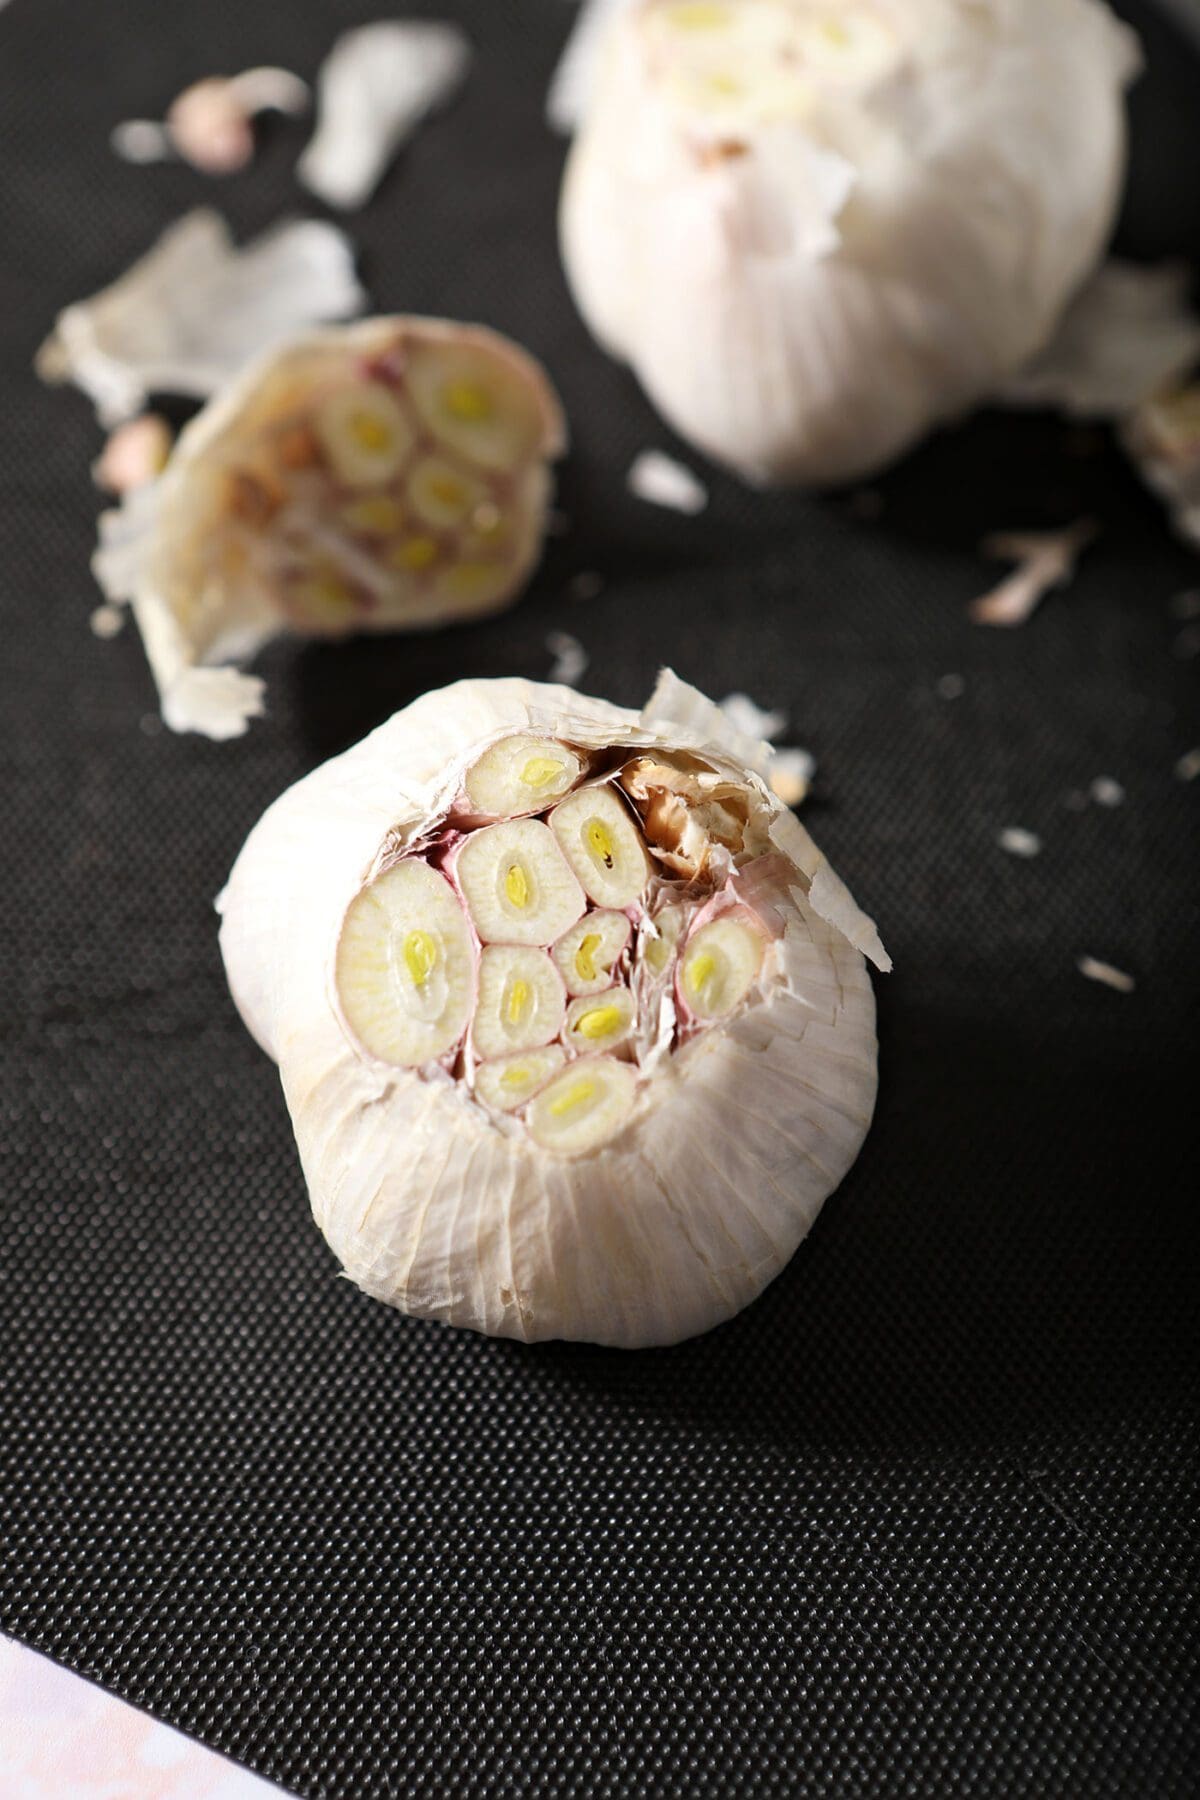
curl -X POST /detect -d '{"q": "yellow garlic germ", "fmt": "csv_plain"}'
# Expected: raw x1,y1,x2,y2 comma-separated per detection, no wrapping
93,317,566,738
218,672,889,1347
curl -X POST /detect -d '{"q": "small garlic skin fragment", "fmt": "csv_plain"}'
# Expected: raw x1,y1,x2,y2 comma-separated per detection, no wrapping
463,733,583,820
549,783,652,909
455,818,586,946
473,946,566,1060
37,209,364,427
559,0,1137,485
475,1046,566,1114
553,910,631,996
218,673,886,1347
299,21,471,211
92,413,173,496
90,316,566,737
335,859,474,1066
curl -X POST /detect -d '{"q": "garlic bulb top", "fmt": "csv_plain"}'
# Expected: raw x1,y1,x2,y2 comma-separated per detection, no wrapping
93,317,565,739
219,673,888,1349
560,0,1138,485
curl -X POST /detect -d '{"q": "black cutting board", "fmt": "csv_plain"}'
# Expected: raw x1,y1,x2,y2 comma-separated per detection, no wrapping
1,2,1197,1793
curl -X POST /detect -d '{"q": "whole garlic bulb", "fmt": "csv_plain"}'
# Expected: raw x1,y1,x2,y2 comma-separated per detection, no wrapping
218,671,888,1348
559,0,1139,485
93,317,565,739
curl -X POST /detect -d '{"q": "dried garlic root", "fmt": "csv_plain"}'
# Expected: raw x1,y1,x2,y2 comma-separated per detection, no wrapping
218,672,889,1348
93,317,566,738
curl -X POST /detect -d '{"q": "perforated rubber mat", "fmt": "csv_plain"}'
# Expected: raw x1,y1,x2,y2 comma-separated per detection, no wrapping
2,2,1198,1794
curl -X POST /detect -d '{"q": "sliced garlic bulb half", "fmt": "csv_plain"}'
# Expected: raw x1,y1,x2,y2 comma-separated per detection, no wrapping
559,0,1138,484
218,672,889,1347
93,316,566,738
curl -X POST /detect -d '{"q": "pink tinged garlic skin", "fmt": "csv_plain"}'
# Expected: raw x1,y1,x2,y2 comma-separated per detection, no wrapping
91,317,567,739
92,414,173,495
217,674,888,1347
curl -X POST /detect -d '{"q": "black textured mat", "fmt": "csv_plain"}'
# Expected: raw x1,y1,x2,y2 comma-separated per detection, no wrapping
2,2,1198,1794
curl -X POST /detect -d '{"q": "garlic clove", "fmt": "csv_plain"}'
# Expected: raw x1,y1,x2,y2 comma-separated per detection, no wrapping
549,783,652,909
455,818,586,946
335,858,475,1066
552,909,631,995
338,492,407,536
639,903,686,976
564,986,638,1053
473,945,567,1060
475,1045,566,1113
408,453,488,530
464,733,584,820
527,1056,637,1155
679,913,765,1019
312,381,417,487
405,337,553,472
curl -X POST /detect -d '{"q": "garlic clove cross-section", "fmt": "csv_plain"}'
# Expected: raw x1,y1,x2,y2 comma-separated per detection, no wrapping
93,316,566,738
335,858,475,1066
462,733,584,821
679,913,765,1019
454,819,586,946
549,783,652,909
474,1045,567,1113
473,946,567,1060
218,672,889,1347
552,909,631,995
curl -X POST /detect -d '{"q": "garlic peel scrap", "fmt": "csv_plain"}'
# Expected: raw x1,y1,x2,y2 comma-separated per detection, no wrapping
93,317,566,736
219,674,886,1346
299,22,471,210
37,210,364,426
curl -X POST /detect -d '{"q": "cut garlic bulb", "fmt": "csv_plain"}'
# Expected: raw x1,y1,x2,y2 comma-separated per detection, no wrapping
559,0,1139,484
218,671,889,1347
475,1046,567,1114
455,819,586,947
552,909,631,995
680,912,765,1019
463,733,584,820
92,316,566,738
335,859,474,1066
549,783,652,909
473,946,566,1060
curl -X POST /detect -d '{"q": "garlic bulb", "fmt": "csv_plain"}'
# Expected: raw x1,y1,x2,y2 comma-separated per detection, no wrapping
218,671,888,1348
559,0,1138,485
93,317,566,739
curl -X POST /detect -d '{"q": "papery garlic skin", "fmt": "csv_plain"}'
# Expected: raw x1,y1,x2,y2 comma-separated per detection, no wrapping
218,673,887,1349
560,0,1138,486
92,317,566,738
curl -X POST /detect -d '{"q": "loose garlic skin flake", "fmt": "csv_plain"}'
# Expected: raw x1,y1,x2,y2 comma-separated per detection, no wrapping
218,673,889,1347
93,317,566,738
559,0,1137,485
